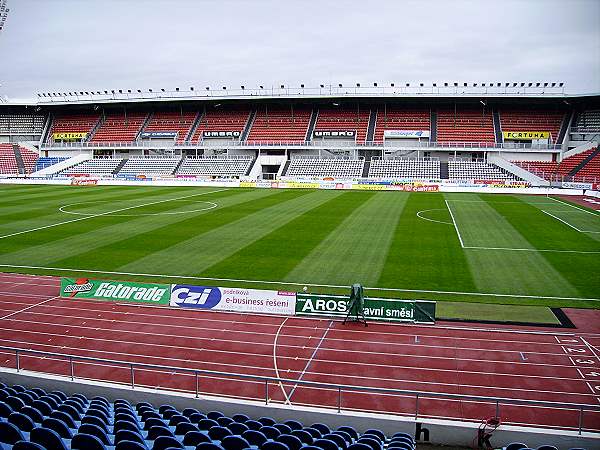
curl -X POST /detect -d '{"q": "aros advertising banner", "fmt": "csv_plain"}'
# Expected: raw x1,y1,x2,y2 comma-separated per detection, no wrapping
170,285,296,315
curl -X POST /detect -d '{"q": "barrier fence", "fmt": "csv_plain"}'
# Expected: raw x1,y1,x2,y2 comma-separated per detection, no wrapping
2,346,598,434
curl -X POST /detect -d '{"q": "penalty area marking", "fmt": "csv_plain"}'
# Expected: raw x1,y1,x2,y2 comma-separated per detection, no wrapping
0,263,598,303
416,209,452,225
0,188,228,240
542,210,600,234
59,200,218,217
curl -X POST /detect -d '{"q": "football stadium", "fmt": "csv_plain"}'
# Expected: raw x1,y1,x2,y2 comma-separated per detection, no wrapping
0,1,599,449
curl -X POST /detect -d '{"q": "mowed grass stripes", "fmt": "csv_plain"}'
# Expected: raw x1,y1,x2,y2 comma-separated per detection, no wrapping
0,185,598,308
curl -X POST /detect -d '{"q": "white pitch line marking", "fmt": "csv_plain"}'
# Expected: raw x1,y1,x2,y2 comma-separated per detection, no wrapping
542,210,585,232
416,209,452,225
0,188,228,240
4,264,597,303
463,246,600,255
549,197,600,216
445,200,465,248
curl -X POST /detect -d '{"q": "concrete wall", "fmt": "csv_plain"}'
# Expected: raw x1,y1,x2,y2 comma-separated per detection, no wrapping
0,369,597,449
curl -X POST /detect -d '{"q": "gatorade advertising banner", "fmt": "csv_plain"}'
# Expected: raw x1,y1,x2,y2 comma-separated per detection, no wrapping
295,293,435,323
60,278,170,304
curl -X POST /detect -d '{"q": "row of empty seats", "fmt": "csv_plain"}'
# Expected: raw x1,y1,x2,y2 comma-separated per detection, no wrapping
286,158,364,178
143,112,198,144
33,157,69,172
0,114,45,135
571,110,600,133
42,107,576,145
514,147,599,181
448,160,515,180
368,158,440,179
500,110,564,143
0,381,416,450
62,158,122,175
437,110,496,143
178,157,253,177
120,158,180,175
0,144,39,174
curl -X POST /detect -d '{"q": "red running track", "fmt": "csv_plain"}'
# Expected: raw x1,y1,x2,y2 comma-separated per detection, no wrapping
0,273,599,432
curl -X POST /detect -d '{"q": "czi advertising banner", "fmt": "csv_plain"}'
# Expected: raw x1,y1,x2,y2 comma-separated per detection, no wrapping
295,293,436,324
60,278,170,304
170,285,296,315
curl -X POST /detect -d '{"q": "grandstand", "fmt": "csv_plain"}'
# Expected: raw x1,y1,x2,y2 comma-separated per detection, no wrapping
247,107,312,144
141,111,198,144
178,156,253,177
368,157,440,179
285,157,365,178
448,159,517,180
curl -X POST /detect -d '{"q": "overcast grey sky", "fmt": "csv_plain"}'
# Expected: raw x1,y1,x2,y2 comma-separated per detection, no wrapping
0,0,598,101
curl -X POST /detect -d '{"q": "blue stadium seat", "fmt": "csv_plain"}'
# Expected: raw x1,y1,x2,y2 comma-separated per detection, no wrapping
72,393,89,404
162,409,180,421
257,417,276,427
363,430,384,442
0,421,26,444
153,435,185,450
209,425,234,441
145,417,167,431
115,429,147,447
39,396,59,410
337,427,358,441
357,437,382,450
218,416,235,427
0,401,13,418
390,432,412,441
88,406,111,421
221,435,252,450
207,411,225,421
537,447,558,450
290,429,313,444
12,441,46,450
198,418,220,431
302,447,323,450
72,432,108,450
232,414,250,423
228,421,249,435
57,403,82,422
244,420,263,431
116,440,149,450
8,412,36,432
273,424,292,435
147,425,174,440
196,443,226,450
259,426,281,440
242,430,269,447
78,422,113,446
42,417,74,439
5,396,26,411
82,415,111,434
313,438,339,450
64,398,85,414
347,444,371,450
91,396,108,406
322,434,346,450
182,408,200,418
189,412,206,424
50,391,67,402
159,405,177,415
115,418,142,434
331,431,352,446
183,430,213,446
12,385,27,393
31,400,52,416
137,402,154,412
169,414,190,427
310,424,330,436
30,426,69,450
50,410,77,428
284,420,303,431
143,411,163,422
175,421,197,436
303,428,323,440
276,434,303,450
261,442,288,450
505,444,528,450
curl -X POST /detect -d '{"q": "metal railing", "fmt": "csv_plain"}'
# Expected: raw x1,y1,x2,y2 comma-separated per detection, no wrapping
3,345,599,434
39,140,564,151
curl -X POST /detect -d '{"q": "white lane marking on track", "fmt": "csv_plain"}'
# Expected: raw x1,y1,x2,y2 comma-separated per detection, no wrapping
2,264,598,303
2,337,590,397
1,314,582,360
416,209,453,225
0,296,58,320
282,320,332,403
272,317,293,405
0,188,228,240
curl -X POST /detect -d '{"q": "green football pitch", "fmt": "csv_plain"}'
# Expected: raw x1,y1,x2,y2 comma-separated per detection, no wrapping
1,184,599,312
